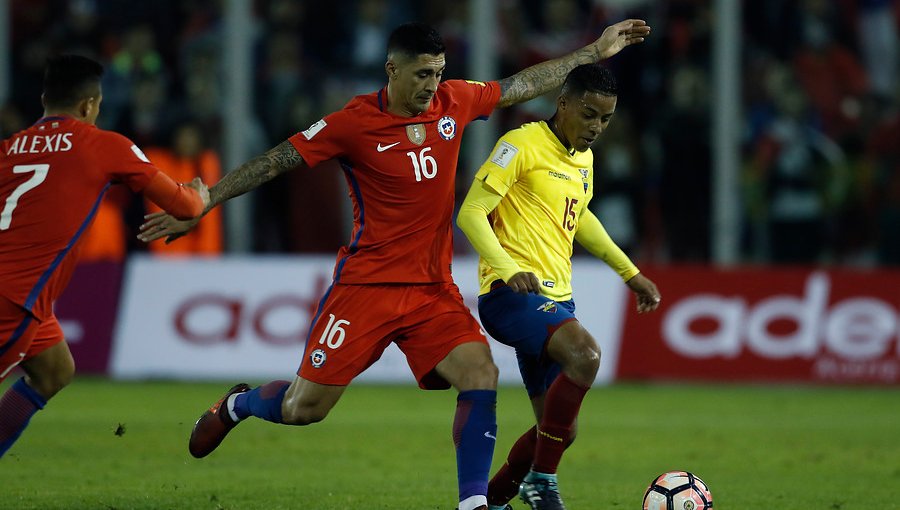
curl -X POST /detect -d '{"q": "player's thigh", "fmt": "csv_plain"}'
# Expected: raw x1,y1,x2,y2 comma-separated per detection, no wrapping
545,320,601,368
0,297,39,382
477,284,577,357
433,341,497,391
398,283,493,390
298,284,399,386
478,284,576,396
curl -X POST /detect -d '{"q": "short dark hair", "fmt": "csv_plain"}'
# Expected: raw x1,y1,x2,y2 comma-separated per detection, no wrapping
43,54,104,108
387,22,445,59
561,63,617,98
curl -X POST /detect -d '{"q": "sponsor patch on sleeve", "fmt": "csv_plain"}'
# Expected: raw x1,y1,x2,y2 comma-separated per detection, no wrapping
489,141,518,169
130,144,150,163
302,119,327,140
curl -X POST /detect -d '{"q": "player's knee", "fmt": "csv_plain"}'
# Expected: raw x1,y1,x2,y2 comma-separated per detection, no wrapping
461,358,499,391
281,399,330,426
26,359,74,399
566,333,601,385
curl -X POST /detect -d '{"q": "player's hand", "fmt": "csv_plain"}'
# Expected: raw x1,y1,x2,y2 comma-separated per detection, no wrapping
626,273,661,313
184,177,210,211
507,271,542,294
137,211,199,244
594,19,651,61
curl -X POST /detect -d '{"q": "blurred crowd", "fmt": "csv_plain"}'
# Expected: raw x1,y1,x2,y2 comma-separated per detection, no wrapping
2,0,898,266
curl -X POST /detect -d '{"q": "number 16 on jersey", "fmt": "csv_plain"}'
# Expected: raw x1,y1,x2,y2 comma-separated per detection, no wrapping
407,147,437,182
318,313,350,349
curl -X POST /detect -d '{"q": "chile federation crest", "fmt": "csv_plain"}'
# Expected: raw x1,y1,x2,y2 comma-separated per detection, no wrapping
437,116,457,140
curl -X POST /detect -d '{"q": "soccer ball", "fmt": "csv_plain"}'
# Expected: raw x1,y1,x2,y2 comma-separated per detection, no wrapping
642,471,713,510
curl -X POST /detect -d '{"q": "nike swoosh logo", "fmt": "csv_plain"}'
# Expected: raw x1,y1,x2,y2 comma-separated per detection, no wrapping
484,431,496,440
377,142,400,152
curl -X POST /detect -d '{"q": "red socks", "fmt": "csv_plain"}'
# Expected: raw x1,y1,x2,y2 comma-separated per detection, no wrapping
532,373,589,474
487,425,537,505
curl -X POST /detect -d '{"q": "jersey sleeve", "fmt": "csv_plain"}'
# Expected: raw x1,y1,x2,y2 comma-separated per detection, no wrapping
287,111,348,168
445,80,501,122
97,131,160,192
457,179,523,282
474,130,528,196
575,209,640,281
142,172,205,219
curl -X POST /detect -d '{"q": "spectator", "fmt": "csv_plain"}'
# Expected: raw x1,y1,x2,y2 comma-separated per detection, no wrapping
143,121,224,256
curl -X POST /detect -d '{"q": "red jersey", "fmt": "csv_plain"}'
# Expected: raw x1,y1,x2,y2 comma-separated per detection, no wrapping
289,79,501,284
0,116,159,320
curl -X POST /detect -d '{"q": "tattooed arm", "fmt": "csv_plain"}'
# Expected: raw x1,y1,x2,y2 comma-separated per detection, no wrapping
206,141,304,211
138,141,305,243
496,19,650,108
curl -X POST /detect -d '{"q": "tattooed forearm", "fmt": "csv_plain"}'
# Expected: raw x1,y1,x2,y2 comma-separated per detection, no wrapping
207,141,304,211
497,45,600,108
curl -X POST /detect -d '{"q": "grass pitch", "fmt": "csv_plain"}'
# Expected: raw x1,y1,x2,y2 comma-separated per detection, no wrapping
1,378,898,509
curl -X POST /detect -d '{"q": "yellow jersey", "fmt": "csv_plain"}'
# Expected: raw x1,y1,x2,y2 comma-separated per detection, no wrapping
474,121,594,301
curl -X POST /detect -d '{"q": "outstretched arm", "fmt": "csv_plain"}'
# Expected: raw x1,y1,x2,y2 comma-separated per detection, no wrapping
496,19,650,108
206,140,305,211
576,209,660,313
138,140,305,243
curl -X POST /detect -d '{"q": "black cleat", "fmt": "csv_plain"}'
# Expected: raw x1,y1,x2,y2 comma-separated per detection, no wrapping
188,383,251,458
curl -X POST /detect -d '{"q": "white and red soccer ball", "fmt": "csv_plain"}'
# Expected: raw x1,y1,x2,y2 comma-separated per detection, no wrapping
642,471,713,510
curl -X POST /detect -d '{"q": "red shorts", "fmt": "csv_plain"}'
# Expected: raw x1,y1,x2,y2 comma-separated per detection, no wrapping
298,282,487,389
0,296,65,382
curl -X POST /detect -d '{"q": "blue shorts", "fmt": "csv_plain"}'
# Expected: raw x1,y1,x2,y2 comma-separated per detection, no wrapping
477,282,577,397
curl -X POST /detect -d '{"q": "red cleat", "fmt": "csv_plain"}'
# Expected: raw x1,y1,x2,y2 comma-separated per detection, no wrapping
188,383,251,458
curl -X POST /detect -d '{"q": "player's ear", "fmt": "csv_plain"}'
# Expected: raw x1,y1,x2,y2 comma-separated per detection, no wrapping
385,60,397,80
79,97,92,118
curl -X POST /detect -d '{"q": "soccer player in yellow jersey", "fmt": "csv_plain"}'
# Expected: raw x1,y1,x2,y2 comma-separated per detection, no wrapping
457,63,661,510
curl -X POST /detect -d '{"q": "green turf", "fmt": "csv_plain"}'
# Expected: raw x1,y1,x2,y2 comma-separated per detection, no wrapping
1,378,898,509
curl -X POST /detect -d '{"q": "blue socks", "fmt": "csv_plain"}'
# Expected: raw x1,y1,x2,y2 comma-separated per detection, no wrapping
0,378,47,457
453,389,497,508
232,380,289,423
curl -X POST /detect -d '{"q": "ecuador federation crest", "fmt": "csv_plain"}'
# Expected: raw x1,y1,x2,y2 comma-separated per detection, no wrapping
406,123,426,145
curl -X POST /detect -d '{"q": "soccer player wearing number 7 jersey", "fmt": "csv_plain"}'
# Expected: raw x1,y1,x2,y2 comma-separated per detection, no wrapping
0,55,209,458
457,64,661,510
138,21,650,510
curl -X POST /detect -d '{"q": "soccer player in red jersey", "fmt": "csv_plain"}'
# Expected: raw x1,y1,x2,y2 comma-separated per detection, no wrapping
0,55,209,458
140,21,649,509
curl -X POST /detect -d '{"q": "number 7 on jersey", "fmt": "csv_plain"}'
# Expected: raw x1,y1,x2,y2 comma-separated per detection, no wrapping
1,164,50,230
